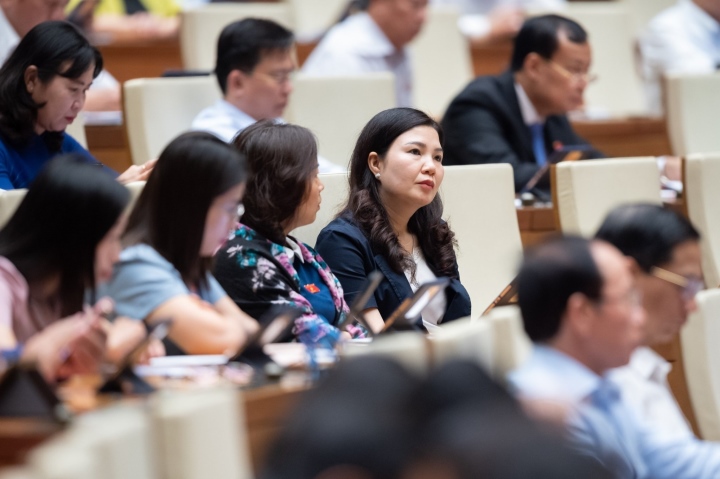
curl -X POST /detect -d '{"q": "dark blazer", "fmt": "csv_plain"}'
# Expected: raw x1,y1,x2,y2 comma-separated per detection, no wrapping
441,71,592,192
315,215,472,326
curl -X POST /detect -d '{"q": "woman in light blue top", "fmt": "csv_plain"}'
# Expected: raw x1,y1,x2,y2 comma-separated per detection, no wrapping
99,132,259,355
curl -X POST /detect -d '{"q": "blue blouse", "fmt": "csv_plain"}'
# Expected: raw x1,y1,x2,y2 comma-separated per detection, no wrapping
0,132,108,190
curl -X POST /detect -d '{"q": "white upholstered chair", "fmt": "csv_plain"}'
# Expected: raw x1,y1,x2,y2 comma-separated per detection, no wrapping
429,317,494,372
683,153,720,289
151,388,252,479
554,157,662,236
681,289,720,441
28,434,98,479
284,0,347,41
342,331,431,376
180,3,293,71
481,305,531,379
0,189,27,229
285,72,395,167
409,5,473,119
65,115,87,149
618,0,675,33
291,172,348,247
123,76,221,165
124,181,146,214
441,164,523,316
666,73,720,157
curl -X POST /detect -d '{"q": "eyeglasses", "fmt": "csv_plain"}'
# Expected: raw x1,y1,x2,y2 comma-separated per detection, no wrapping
651,267,704,301
547,60,598,85
256,69,295,85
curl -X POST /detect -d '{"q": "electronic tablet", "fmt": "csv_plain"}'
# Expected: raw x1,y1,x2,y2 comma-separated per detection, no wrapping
336,271,384,335
380,278,450,333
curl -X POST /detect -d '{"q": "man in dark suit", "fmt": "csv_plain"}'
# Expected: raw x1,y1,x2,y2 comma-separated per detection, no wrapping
442,15,596,192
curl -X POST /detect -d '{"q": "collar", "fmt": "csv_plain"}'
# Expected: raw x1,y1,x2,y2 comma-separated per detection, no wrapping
218,99,283,130
511,344,603,402
513,82,545,126
626,346,671,384
0,7,20,64
284,236,305,263
343,12,399,58
681,0,720,35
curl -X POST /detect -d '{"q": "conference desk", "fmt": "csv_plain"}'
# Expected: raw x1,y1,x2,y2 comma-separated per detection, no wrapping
0,373,308,474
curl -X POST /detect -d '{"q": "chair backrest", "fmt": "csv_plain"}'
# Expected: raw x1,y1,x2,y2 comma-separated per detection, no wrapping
342,331,430,376
666,73,720,157
684,153,720,288
181,3,294,71
28,433,99,479
681,288,720,441
123,76,221,165
0,189,27,229
124,181,146,214
409,5,472,119
284,0,347,41
291,172,348,247
151,388,252,479
429,317,494,371
285,72,395,167
66,115,88,149
441,164,523,316
554,157,662,236
561,3,646,117
481,305,532,379
618,0,675,33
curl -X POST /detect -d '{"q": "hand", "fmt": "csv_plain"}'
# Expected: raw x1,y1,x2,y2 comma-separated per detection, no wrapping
21,318,89,382
116,158,157,185
105,316,166,366
662,155,682,182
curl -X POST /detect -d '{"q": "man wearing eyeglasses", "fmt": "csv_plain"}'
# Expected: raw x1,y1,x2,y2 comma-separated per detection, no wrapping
596,204,710,445
441,14,599,193
510,234,720,478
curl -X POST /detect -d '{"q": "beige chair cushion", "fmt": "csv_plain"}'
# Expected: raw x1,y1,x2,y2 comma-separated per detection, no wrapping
65,115,87,149
481,305,531,379
666,73,720,156
123,76,221,165
342,331,430,376
285,72,395,167
29,434,98,479
684,153,720,288
681,289,720,441
410,6,472,119
285,0,347,41
441,164,523,316
429,316,494,372
0,189,27,229
291,172,348,247
555,157,662,236
152,388,252,479
124,181,146,215
180,3,293,71
618,0,675,33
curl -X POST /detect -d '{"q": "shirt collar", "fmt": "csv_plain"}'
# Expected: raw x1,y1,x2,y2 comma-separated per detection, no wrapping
284,236,304,263
681,0,720,35
218,98,284,130
627,346,671,384
345,12,398,58
524,344,603,401
514,82,545,126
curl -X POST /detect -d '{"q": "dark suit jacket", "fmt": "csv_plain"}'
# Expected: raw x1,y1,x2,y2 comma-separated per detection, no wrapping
316,215,471,326
441,71,592,192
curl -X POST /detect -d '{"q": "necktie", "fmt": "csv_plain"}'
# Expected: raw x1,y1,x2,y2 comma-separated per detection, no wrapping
530,123,547,167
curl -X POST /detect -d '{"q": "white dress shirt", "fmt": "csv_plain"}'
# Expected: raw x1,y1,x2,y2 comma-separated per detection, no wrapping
639,0,720,114
403,247,447,333
510,344,720,479
514,82,544,126
430,0,566,38
609,346,693,441
191,99,345,173
301,12,413,108
0,7,20,66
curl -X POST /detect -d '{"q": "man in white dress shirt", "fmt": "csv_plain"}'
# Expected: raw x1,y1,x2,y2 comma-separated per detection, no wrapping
596,204,706,442
510,235,720,479
192,19,343,173
639,0,720,114
301,0,427,108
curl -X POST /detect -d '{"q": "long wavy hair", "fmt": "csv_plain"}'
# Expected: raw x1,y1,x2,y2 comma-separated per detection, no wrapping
0,21,102,151
340,108,458,279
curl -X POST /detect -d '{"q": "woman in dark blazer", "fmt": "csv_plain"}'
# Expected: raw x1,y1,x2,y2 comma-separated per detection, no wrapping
316,108,471,333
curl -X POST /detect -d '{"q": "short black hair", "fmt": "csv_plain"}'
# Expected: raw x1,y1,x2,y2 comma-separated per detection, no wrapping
517,235,603,342
0,21,103,150
510,14,588,72
595,203,700,273
214,18,294,94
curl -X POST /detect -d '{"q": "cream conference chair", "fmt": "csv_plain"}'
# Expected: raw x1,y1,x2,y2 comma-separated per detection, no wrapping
666,73,720,157
291,172,348,247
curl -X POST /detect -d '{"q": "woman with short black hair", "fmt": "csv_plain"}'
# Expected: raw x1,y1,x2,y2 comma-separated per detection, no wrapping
214,120,363,346
0,21,152,189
